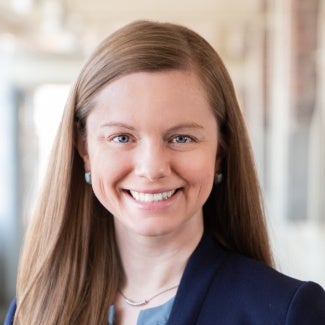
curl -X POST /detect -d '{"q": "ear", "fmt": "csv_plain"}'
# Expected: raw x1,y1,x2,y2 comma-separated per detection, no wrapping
74,122,90,171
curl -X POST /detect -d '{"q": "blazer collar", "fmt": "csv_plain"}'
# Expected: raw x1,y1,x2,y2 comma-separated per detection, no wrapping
167,232,227,325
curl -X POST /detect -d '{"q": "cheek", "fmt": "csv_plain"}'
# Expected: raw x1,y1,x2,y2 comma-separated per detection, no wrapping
179,153,216,189
185,150,216,175
89,146,128,174
89,150,131,195
90,165,122,215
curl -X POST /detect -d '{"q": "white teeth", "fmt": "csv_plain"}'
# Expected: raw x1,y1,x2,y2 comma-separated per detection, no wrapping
129,190,176,202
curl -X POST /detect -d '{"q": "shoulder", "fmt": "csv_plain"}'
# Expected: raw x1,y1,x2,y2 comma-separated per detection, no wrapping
198,237,325,324
4,299,16,325
286,281,325,324
171,233,325,324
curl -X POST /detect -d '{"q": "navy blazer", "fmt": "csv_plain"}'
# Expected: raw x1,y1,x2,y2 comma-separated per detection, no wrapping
4,233,325,324
168,233,325,324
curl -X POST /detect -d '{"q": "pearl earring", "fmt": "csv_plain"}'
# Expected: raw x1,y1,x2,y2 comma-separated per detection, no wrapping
85,172,92,184
215,173,223,184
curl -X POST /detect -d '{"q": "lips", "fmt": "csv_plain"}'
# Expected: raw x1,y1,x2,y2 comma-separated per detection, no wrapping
129,189,176,202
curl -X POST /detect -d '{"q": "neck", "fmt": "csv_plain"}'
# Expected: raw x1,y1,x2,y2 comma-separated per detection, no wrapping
115,220,203,299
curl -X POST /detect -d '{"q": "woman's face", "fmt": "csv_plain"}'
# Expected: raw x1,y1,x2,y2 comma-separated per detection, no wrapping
80,70,218,238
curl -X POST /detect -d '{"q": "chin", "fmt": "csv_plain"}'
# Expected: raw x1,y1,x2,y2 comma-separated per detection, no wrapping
131,221,181,238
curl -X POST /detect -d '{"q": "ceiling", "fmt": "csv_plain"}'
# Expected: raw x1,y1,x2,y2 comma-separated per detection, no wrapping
0,0,264,55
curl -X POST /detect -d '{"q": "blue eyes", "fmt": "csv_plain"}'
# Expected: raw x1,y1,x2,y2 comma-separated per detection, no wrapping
171,135,193,143
112,135,130,143
110,134,195,144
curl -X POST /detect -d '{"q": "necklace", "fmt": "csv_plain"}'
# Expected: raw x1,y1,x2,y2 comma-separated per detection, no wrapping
119,284,179,307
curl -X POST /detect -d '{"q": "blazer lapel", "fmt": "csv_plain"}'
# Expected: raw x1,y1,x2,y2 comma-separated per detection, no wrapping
167,233,226,325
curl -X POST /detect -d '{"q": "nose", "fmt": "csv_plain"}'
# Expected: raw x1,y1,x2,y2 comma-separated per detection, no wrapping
134,140,171,181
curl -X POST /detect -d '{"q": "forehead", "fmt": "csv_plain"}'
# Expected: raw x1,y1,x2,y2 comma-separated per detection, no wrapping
85,70,218,140
85,70,218,136
92,70,210,111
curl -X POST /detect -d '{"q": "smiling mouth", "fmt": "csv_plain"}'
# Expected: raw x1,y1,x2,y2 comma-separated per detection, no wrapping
129,189,177,202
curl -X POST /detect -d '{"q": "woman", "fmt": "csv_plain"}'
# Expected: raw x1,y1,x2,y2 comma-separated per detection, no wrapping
5,20,325,324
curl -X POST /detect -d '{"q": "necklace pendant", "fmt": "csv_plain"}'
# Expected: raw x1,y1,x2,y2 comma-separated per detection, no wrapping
124,298,148,307
119,283,179,307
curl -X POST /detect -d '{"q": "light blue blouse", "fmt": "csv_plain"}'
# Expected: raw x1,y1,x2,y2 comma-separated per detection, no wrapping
108,297,175,325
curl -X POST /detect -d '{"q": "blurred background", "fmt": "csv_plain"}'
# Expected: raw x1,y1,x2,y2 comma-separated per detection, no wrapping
0,0,324,320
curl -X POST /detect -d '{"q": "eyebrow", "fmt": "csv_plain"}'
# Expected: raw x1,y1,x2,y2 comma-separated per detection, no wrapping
167,122,204,132
99,122,204,132
99,122,136,131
